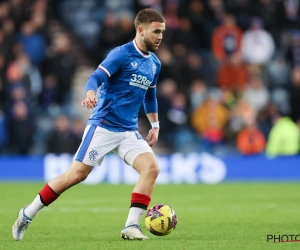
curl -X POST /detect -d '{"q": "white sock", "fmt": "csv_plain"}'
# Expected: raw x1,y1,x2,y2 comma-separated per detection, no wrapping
125,207,145,227
24,194,45,219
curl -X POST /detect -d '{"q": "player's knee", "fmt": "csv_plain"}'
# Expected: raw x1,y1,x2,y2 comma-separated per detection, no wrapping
75,169,89,183
144,161,160,179
68,169,89,184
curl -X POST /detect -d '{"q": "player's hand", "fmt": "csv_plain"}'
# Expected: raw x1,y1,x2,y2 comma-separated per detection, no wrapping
81,90,97,109
146,128,159,147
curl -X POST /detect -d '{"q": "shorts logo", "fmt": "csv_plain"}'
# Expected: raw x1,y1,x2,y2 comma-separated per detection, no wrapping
131,61,138,68
89,149,98,161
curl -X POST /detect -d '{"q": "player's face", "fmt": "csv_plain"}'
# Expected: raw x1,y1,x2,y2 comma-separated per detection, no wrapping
143,22,165,52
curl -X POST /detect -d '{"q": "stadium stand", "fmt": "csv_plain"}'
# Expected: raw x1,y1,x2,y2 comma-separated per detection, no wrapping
0,0,299,157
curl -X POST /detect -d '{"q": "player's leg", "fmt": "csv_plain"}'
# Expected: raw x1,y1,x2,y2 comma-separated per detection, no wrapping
117,131,159,240
121,152,159,240
12,160,93,241
27,160,93,217
130,152,159,196
12,124,106,241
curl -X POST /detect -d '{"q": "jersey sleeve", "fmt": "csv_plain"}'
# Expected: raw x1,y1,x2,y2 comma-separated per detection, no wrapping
143,61,161,113
149,62,161,89
144,87,158,114
98,47,125,77
84,68,108,93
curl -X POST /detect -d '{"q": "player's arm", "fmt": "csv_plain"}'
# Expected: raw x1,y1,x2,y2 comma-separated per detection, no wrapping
82,47,123,109
144,62,161,146
144,86,159,147
145,112,159,147
81,68,108,109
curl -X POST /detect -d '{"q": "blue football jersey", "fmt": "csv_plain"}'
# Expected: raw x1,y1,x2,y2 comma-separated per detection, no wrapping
86,40,161,132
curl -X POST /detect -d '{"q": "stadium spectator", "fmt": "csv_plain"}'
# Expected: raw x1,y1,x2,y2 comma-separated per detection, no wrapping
8,0,27,31
266,114,300,157
289,67,300,122
163,0,180,31
166,92,196,152
8,101,33,154
216,52,248,92
156,46,177,82
285,29,300,68
0,109,8,153
95,12,120,62
252,0,277,36
156,78,178,148
224,98,252,142
16,53,43,102
212,13,243,62
205,0,226,43
38,74,58,111
30,6,50,45
169,43,189,87
46,115,81,154
270,87,290,116
256,102,280,140
0,27,11,62
191,90,228,148
267,54,291,89
275,0,300,31
241,17,275,65
117,13,136,46
243,73,270,113
224,0,252,31
184,52,204,88
4,62,32,119
17,21,46,66
236,115,266,155
43,34,76,106
189,79,208,111
177,0,206,48
173,17,196,49
2,18,15,58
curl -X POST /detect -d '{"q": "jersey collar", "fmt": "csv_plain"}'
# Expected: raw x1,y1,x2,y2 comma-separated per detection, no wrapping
133,39,150,58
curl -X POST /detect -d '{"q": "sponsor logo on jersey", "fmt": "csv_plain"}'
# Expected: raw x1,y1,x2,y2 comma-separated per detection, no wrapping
131,61,138,68
129,74,152,90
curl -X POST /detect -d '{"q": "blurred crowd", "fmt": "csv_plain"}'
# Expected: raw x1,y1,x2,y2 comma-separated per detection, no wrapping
1,0,300,157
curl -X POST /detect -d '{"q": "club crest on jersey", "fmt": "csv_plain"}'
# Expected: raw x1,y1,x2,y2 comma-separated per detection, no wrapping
152,64,157,74
131,61,138,68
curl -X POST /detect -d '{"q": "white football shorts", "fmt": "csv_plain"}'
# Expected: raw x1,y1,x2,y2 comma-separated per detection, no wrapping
74,124,153,167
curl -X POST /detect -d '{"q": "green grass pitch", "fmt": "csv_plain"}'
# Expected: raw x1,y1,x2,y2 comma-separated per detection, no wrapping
1,183,299,250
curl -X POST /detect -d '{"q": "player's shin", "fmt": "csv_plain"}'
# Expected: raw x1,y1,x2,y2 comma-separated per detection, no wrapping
24,184,59,218
125,192,151,226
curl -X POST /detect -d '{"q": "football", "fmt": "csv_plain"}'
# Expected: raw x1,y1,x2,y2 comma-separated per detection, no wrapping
145,204,177,236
